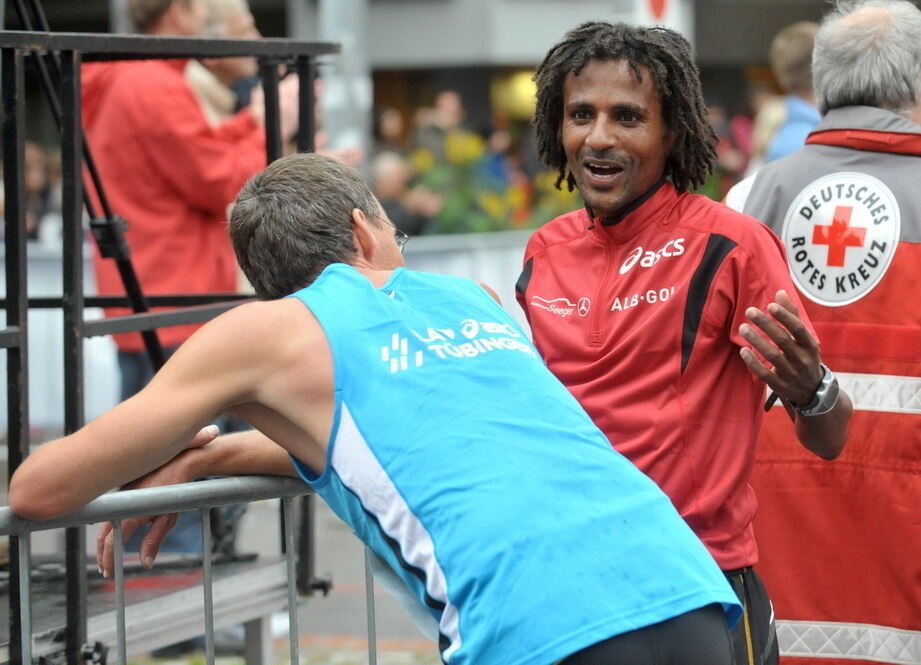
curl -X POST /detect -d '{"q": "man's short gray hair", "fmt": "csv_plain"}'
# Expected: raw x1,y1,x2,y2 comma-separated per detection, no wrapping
813,0,921,116
229,153,381,300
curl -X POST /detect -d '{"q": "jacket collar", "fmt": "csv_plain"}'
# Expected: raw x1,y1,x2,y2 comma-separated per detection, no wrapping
585,179,680,243
806,106,921,156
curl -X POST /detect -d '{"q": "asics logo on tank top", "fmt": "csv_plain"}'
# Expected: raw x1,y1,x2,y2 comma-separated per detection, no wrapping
380,318,536,372
782,172,900,307
619,238,686,274
530,296,592,319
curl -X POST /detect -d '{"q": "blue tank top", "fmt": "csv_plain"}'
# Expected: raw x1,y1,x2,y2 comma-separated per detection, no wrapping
289,264,739,665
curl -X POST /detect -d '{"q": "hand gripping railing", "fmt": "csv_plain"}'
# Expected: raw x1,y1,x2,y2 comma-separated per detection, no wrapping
0,476,312,665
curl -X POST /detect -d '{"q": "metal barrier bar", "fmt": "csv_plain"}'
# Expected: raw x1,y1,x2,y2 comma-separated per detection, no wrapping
292,53,323,601
364,547,379,665
0,326,22,348
296,55,317,153
202,509,216,665
113,521,127,665
2,478,313,662
11,0,113,220
3,42,31,665
81,300,247,338
0,476,311,536
17,535,33,665
0,23,339,664
15,0,166,371
59,46,89,665
283,497,301,665
13,294,248,308
0,30,340,60
260,59,282,164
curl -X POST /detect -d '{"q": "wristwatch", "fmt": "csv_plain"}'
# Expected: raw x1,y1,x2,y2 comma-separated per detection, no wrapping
793,363,840,417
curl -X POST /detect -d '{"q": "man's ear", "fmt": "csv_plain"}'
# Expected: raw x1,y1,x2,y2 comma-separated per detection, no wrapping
351,208,376,260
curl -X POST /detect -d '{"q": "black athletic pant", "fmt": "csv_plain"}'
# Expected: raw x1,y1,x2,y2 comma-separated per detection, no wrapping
560,604,734,665
725,567,779,665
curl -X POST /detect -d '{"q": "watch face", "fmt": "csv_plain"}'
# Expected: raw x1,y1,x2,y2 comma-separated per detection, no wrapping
799,366,838,416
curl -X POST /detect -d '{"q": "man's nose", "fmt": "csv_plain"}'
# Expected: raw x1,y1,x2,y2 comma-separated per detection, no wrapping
585,117,616,151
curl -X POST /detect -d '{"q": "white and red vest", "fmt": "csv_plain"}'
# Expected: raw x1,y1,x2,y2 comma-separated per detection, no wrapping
727,106,921,665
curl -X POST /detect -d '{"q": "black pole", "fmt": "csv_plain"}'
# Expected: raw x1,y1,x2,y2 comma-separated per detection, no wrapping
296,55,316,153
259,59,283,164
13,0,166,370
12,0,104,218
60,48,89,665
3,45,30,665
294,55,323,595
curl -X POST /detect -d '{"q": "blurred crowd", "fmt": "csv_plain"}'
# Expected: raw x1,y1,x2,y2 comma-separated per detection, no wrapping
368,19,822,233
3,9,823,242
370,90,582,235
8,84,822,244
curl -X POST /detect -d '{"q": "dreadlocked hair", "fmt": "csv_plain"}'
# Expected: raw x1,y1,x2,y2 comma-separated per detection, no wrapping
533,21,716,193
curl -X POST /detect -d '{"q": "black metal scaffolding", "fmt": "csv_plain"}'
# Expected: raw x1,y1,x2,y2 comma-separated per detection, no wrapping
1,26,338,664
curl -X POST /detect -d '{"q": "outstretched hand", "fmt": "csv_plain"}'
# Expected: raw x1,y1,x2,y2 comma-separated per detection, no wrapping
96,424,219,578
738,290,823,407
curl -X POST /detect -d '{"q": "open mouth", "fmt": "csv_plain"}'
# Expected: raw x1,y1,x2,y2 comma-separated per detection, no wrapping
584,161,624,179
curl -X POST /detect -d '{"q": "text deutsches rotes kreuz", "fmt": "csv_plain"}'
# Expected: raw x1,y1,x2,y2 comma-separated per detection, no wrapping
782,172,900,307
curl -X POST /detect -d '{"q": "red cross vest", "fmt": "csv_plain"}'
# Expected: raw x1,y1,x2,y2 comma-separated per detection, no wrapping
726,105,921,665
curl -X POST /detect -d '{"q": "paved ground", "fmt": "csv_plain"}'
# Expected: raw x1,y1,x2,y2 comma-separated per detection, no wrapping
129,499,442,665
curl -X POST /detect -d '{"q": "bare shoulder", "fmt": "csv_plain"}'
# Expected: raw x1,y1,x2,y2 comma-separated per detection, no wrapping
162,297,329,396
478,282,502,305
190,298,323,353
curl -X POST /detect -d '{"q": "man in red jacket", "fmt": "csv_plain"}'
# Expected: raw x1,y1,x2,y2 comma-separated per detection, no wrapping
516,21,853,665
83,0,298,560
84,0,298,399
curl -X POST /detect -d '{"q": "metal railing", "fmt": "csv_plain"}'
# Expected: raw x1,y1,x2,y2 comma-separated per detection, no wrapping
0,19,341,663
0,476,336,664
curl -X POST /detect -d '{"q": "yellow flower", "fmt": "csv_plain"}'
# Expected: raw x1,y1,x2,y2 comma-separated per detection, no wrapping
445,130,485,165
411,148,435,173
478,191,506,220
534,170,559,193
506,186,527,211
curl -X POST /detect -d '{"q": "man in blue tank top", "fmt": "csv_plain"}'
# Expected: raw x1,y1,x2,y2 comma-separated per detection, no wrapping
11,153,740,664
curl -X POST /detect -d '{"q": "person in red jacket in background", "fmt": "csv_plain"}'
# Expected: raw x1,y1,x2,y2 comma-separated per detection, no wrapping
83,0,298,564
516,21,853,665
83,0,299,399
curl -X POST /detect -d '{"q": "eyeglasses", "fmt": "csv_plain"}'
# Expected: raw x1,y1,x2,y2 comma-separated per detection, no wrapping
379,216,409,253
393,227,409,253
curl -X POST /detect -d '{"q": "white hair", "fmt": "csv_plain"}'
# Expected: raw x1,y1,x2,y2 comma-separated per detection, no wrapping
813,0,921,116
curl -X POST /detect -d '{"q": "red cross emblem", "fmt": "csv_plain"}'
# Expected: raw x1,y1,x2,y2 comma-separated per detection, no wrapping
812,206,866,267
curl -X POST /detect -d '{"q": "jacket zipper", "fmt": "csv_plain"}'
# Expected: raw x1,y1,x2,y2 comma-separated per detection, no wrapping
589,232,615,347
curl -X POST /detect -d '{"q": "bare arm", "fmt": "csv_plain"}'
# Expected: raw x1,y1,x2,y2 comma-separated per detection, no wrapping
95,428,301,576
9,299,325,520
479,282,502,305
738,290,852,459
